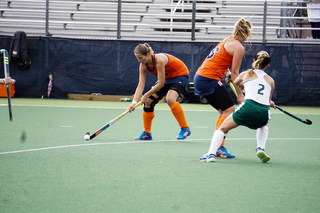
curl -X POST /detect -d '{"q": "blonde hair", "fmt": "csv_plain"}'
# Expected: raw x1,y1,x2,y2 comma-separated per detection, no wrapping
233,18,252,43
134,43,154,55
248,51,271,77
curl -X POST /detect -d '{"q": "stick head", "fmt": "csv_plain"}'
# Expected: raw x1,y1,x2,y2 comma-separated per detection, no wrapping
305,119,312,125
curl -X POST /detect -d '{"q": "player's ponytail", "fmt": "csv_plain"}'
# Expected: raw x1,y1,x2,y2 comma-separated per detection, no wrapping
134,43,154,55
253,51,271,69
144,43,154,55
247,51,271,77
233,18,252,43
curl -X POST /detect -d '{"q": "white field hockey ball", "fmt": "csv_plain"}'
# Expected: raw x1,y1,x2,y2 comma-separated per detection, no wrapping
84,134,90,141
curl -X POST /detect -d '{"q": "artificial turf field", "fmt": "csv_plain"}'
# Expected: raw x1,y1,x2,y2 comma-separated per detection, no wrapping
1,98,320,213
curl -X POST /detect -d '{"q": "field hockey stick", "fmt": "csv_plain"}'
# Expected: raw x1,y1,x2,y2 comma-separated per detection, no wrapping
227,73,311,125
275,105,312,125
0,49,13,121
87,101,141,140
226,75,238,97
229,82,238,97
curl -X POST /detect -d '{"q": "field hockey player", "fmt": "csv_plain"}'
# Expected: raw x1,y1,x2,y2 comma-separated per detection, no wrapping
194,18,252,158
200,50,275,163
128,43,191,140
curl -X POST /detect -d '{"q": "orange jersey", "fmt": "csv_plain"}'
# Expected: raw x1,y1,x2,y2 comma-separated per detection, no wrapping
196,36,238,81
145,54,189,79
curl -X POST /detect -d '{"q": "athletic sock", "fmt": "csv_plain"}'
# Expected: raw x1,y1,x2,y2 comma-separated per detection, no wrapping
215,116,222,130
169,102,188,129
143,111,155,133
216,115,227,146
208,130,226,154
256,125,269,150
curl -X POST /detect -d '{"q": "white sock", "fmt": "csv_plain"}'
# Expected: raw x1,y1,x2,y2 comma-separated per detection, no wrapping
256,125,269,150
208,130,225,154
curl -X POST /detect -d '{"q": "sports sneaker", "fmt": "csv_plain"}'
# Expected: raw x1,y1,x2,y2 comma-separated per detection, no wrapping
206,153,216,162
134,131,152,140
215,146,235,158
176,127,191,140
199,153,216,162
256,147,270,163
199,153,209,162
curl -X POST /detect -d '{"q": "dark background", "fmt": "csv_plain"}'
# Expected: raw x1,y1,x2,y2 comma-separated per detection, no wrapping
1,36,319,106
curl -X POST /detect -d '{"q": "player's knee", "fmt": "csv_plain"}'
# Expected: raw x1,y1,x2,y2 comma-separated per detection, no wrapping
143,98,159,112
143,106,154,112
166,96,176,105
219,126,228,133
259,125,269,132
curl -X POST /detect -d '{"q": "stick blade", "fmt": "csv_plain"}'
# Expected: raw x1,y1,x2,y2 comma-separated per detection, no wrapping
305,119,312,125
89,133,97,140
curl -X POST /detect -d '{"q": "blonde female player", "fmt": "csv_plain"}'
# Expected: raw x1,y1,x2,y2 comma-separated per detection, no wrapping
194,18,252,158
127,43,191,140
200,51,275,163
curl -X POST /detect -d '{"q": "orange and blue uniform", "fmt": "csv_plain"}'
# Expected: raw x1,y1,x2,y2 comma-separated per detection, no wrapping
194,36,240,151
139,53,190,138
145,54,189,82
194,36,238,96
196,36,234,81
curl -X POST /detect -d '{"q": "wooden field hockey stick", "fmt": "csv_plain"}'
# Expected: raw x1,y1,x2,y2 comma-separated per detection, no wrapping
275,105,312,125
0,49,13,121
87,101,141,140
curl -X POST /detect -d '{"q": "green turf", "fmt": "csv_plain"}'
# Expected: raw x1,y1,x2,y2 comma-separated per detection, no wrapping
0,98,320,213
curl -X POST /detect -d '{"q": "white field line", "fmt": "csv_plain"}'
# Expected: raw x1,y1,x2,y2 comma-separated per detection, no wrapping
1,103,320,115
0,138,319,155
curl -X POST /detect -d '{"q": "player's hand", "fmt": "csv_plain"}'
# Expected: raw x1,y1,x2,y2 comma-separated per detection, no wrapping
141,95,149,105
237,93,244,104
225,72,232,84
128,102,137,112
270,101,276,109
4,77,11,84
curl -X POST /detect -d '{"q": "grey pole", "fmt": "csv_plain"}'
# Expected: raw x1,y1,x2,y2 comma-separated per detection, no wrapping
117,0,122,39
191,0,196,40
45,0,50,36
262,0,267,42
280,2,288,38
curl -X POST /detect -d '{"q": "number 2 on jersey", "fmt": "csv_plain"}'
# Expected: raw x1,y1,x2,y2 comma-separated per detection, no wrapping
258,84,265,95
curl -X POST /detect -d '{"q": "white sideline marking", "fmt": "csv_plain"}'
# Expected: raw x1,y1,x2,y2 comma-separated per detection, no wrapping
0,138,319,156
7,104,320,115
193,126,210,128
59,125,74,128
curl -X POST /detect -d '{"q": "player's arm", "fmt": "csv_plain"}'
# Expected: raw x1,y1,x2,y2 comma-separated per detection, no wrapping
265,75,276,109
230,42,245,103
141,54,166,103
128,64,147,111
234,71,246,88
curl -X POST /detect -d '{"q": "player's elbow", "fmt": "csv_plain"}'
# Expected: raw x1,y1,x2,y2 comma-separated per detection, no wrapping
157,81,165,88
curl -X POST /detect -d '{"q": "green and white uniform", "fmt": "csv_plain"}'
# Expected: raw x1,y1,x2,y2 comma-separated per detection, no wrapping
233,69,272,129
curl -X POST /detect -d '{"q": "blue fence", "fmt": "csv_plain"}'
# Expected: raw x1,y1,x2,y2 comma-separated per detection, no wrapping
0,36,319,106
